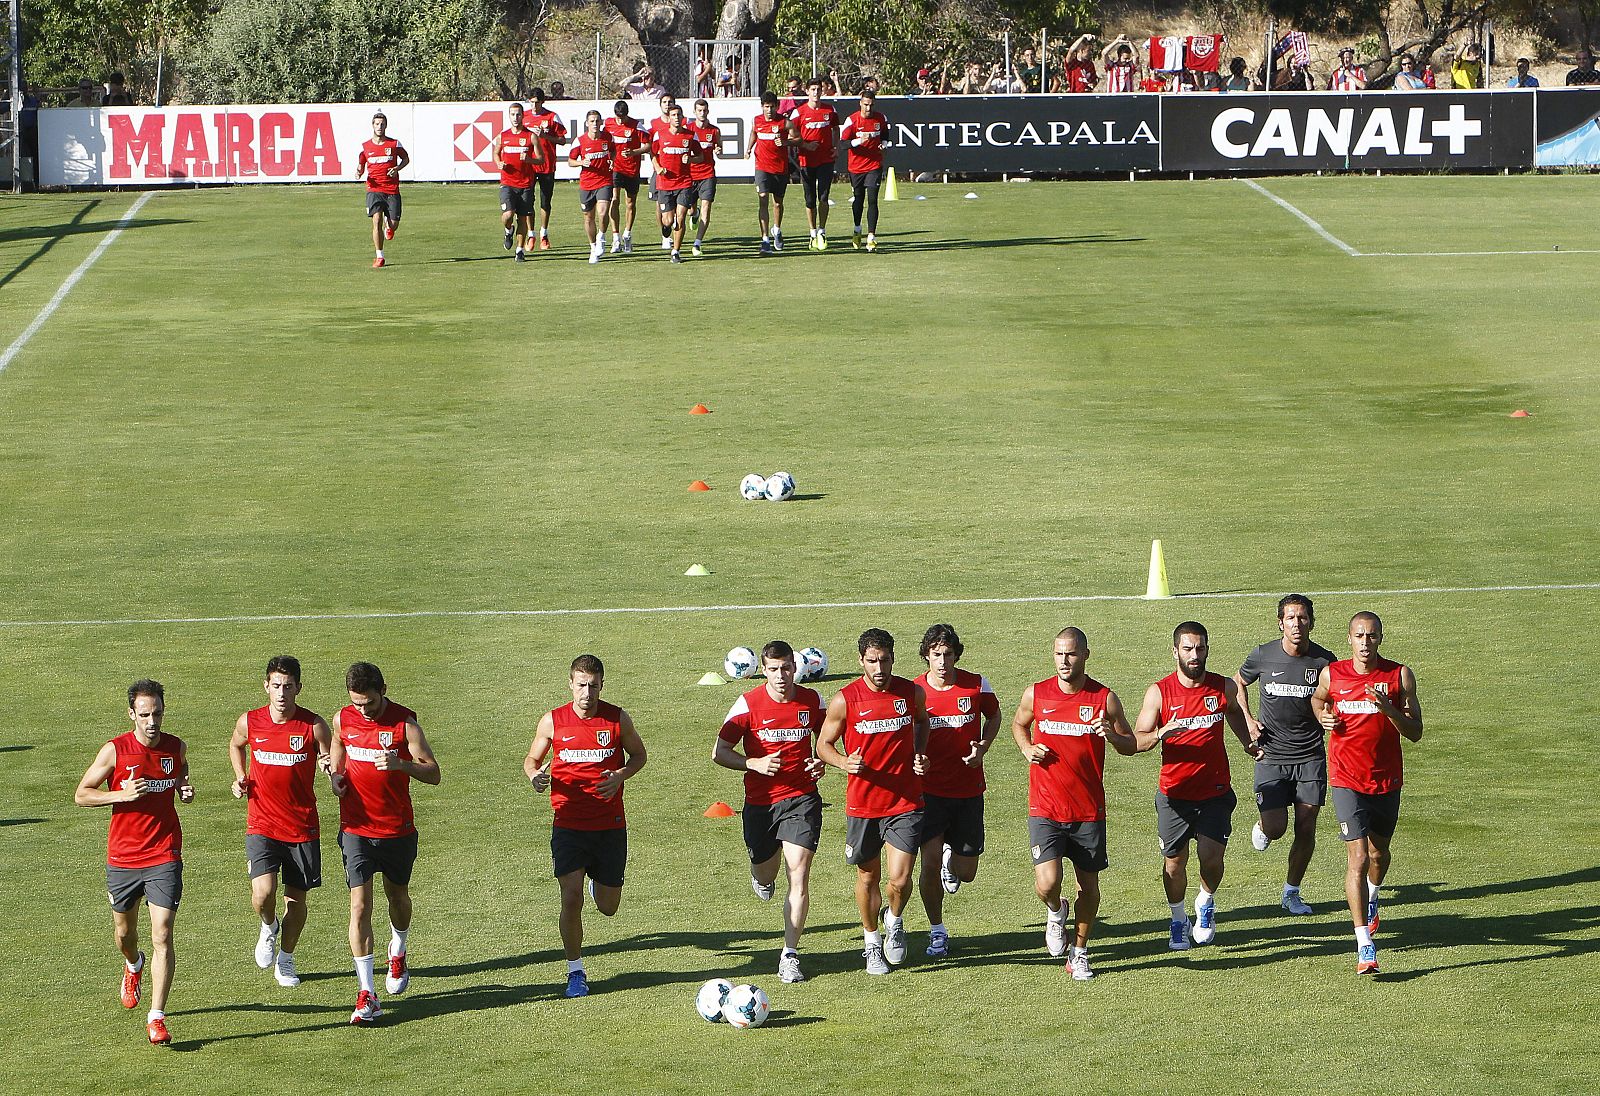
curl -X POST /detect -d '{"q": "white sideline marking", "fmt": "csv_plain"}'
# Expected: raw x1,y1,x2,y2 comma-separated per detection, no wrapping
1,582,1595,629
1242,180,1600,258
0,192,156,375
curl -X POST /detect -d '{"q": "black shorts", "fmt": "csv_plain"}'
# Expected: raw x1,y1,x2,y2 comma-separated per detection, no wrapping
657,187,695,212
531,174,556,211
579,185,614,211
552,826,627,887
800,163,834,209
921,793,985,857
500,184,535,217
612,174,641,199
692,177,717,204
339,831,418,888
850,169,884,192
744,791,823,863
1155,790,1237,857
246,833,322,892
1028,817,1109,873
107,861,183,912
754,170,788,198
365,191,401,224
1331,786,1401,841
1255,758,1328,811
844,810,922,866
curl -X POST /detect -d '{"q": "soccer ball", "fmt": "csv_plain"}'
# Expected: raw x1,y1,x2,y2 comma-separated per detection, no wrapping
724,646,758,679
797,646,827,682
739,473,767,501
763,473,795,502
695,978,733,1022
721,983,770,1029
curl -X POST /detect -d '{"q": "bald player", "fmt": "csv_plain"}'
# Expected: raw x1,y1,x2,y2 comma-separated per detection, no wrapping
1311,612,1423,975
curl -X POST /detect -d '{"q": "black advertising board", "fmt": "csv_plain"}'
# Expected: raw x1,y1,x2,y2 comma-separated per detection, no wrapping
1159,91,1533,171
1534,87,1600,165
847,95,1160,173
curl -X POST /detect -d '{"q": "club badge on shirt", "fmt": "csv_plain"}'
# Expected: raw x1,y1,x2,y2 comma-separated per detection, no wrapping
893,698,907,715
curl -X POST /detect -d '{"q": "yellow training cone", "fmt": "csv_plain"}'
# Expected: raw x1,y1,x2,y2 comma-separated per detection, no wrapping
883,168,899,202
1144,539,1173,599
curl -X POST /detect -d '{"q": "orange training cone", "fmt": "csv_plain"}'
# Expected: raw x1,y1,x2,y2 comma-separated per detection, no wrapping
704,801,735,818
690,403,711,415
1509,409,1530,418
688,480,711,491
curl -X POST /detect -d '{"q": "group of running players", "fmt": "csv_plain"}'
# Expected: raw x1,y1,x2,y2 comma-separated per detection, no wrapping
77,595,1422,1046
354,77,892,268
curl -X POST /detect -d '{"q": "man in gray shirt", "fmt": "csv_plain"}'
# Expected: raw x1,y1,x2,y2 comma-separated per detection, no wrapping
1234,595,1336,915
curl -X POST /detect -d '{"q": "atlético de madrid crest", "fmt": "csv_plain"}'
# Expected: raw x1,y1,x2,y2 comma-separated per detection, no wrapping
1305,669,1318,685
957,696,972,714
798,711,810,727
1080,705,1095,722
1204,696,1219,713
596,729,612,747
378,730,394,748
893,698,907,716
289,735,305,752
160,756,174,774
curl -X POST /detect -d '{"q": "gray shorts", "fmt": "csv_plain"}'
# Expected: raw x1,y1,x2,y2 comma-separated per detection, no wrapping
107,861,183,912
1028,817,1108,873
500,183,535,217
657,186,695,212
1331,786,1401,841
1155,789,1237,857
1255,757,1328,811
579,185,614,211
339,830,418,889
552,826,627,887
365,191,401,223
692,177,717,203
921,793,985,857
246,833,322,892
753,169,788,198
744,791,823,863
612,174,641,199
844,810,922,866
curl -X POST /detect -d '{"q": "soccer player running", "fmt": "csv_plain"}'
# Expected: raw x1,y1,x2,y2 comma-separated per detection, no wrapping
1233,595,1337,916
604,101,647,254
525,654,648,997
1310,612,1423,975
227,655,333,989
839,89,890,252
569,110,615,265
75,680,195,1045
649,104,703,265
1011,628,1136,980
494,102,543,262
646,94,679,250
687,98,722,257
525,88,570,252
817,629,929,975
748,92,790,255
911,623,1000,960
1130,622,1260,951
328,662,441,1024
712,640,827,983
356,111,409,268
793,77,841,250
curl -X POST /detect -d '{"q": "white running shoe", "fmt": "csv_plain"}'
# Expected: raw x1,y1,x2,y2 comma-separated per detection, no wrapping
255,921,277,969
274,953,301,988
1251,822,1271,851
350,989,382,1024
622,235,633,255
940,844,960,894
589,243,601,265
1045,917,1067,957
863,943,889,975
609,236,622,254
1282,890,1315,916
1069,949,1096,980
751,875,775,902
661,236,672,250
883,919,907,966
1192,901,1217,946
779,953,805,983
771,230,783,252
925,926,949,959
385,949,409,994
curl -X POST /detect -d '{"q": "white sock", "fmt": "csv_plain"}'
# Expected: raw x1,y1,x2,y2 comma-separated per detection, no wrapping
355,954,375,993
1355,926,1373,948
929,922,946,936
278,949,294,965
261,918,279,936
1071,946,1087,960
1368,882,1381,902
566,958,585,974
375,250,384,259
884,910,903,930
1169,902,1187,921
539,228,548,238
391,926,408,956
853,223,861,233
622,231,631,240
1283,884,1300,897
1197,888,1215,909
782,947,798,958
809,228,818,238
515,247,524,256
864,929,881,946
1046,903,1066,924
147,1009,164,1022
127,952,144,973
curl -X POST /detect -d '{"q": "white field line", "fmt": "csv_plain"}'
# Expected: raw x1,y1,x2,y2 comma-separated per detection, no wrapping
0,192,156,375
1240,180,1600,258
1,582,1595,630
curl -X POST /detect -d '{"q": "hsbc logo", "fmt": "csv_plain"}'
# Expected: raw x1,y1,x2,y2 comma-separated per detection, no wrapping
453,109,504,174
1211,102,1484,160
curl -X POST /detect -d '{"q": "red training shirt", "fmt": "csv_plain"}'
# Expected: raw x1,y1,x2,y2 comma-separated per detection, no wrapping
569,133,614,189
359,138,404,194
793,102,839,168
915,668,996,799
1328,658,1407,794
106,730,184,868
1028,676,1111,823
245,706,320,843
840,109,888,174
498,127,538,188
651,126,698,191
1156,672,1232,800
338,700,418,839
549,701,627,831
751,115,789,174
605,117,647,178
718,684,824,806
839,676,922,818
688,120,721,181
526,108,567,176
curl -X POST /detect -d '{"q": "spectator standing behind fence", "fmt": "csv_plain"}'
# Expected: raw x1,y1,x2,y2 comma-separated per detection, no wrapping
1018,47,1049,92
985,64,1025,94
66,77,100,107
909,68,938,96
103,72,134,106
951,62,984,95
548,81,572,101
1505,58,1538,87
1103,37,1139,93
1328,48,1367,90
1449,43,1483,88
694,49,714,99
1062,35,1099,92
1392,55,1428,89
1568,50,1600,85
623,63,666,100
1222,57,1252,92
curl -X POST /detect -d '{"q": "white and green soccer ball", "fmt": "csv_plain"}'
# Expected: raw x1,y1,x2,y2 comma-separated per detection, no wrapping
763,472,795,502
724,646,759,679
722,983,770,1028
739,473,768,501
695,978,733,1022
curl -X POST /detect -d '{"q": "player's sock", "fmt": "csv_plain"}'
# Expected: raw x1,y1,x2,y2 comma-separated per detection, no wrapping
1355,925,1373,948
390,926,408,956
1284,884,1300,898
147,1009,164,1022
1046,903,1066,924
566,959,585,974
127,952,145,973
782,947,798,959
1169,901,1186,921
355,955,375,993
853,223,861,234
884,910,903,931
928,922,946,937
1196,888,1215,909
375,250,384,260
863,930,881,947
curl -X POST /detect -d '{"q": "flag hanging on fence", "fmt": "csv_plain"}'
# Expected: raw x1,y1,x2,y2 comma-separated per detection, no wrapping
1185,35,1225,72
1148,36,1186,72
1272,31,1311,66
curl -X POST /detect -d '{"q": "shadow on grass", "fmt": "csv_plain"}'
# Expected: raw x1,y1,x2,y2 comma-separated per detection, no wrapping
789,493,827,502
0,818,46,827
0,744,36,753
0,207,193,290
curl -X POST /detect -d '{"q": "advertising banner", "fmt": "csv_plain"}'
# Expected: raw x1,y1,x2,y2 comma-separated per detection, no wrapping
1533,87,1600,166
867,94,1160,173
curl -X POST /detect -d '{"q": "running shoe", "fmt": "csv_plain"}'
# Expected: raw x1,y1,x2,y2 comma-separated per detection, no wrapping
385,950,409,994
863,943,889,975
350,989,382,1024
565,970,590,998
925,926,949,959
146,1017,171,1045
120,953,144,1009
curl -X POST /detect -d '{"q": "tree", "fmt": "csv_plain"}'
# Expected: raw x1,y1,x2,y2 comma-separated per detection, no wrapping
21,0,207,101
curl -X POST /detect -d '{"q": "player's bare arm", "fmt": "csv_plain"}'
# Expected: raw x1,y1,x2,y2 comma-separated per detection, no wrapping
1223,678,1262,757
964,690,1002,767
1103,689,1138,756
228,711,251,797
911,685,930,775
714,735,780,777
382,719,440,785
74,740,141,806
1129,683,1173,753
816,693,861,773
1231,671,1263,740
312,714,334,772
394,146,411,173
1012,684,1048,762
1310,666,1337,732
176,738,195,803
597,713,647,799
524,712,555,791
1378,666,1424,742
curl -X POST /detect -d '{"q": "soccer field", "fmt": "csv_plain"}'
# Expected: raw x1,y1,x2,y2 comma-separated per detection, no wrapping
2,175,1597,1094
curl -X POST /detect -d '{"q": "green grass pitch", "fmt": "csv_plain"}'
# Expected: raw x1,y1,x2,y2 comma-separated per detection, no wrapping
1,175,1598,1093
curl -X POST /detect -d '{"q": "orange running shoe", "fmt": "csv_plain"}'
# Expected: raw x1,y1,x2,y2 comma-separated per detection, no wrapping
538,235,551,251
372,257,385,268
147,1016,171,1045
384,221,395,240
121,953,144,1009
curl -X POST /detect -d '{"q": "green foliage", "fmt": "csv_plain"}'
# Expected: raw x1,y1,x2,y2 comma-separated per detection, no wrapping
20,0,207,101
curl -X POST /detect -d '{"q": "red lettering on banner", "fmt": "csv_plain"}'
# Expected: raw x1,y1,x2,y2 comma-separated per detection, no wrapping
260,113,295,176
109,114,167,180
298,112,342,176
223,113,258,177
169,113,213,179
